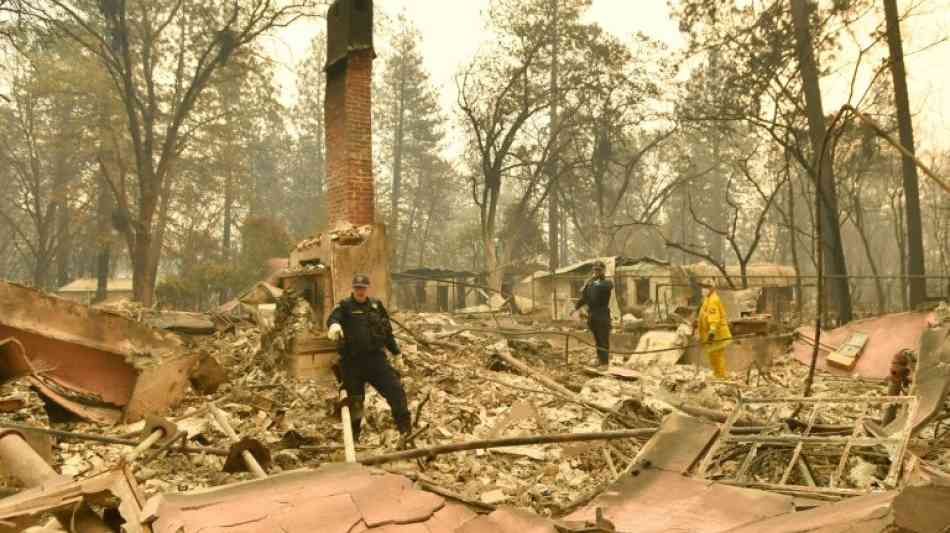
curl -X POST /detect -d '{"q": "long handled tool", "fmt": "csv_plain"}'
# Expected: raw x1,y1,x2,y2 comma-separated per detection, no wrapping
209,403,269,479
122,415,179,465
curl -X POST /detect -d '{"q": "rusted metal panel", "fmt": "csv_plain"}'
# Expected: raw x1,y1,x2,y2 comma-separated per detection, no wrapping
792,311,934,379
908,327,950,434
125,353,197,423
563,410,792,532
147,464,450,533
635,413,719,474
458,508,558,533
0,281,197,424
566,469,795,533
0,337,31,383
723,475,950,532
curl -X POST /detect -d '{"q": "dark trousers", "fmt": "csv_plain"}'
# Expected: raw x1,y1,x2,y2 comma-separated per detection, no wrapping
588,315,611,365
340,353,411,441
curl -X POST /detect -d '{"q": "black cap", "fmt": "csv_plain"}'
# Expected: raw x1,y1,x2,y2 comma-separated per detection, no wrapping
352,273,370,287
592,260,606,269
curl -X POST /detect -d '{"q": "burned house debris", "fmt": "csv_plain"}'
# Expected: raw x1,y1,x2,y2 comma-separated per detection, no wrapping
0,281,196,426
3,0,950,532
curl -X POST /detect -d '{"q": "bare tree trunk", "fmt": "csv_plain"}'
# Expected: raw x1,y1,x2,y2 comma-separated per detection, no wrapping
484,233,503,293
95,191,112,303
390,72,406,253
398,195,419,271
223,169,233,260
94,97,115,303
891,189,908,309
132,231,153,305
33,248,51,290
790,0,853,324
417,198,434,266
547,0,560,272
786,180,804,318
147,172,174,306
131,167,163,307
54,200,70,288
852,200,887,314
560,201,568,264
883,0,926,309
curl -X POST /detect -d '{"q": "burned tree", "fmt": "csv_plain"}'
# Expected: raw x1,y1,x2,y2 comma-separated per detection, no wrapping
18,0,325,305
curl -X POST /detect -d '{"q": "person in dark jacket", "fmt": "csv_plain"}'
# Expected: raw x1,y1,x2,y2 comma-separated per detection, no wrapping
571,260,614,366
327,273,410,442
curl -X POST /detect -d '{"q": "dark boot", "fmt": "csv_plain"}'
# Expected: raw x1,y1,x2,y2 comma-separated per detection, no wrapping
395,413,412,435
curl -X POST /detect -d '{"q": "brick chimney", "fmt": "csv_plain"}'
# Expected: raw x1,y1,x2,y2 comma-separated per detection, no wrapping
325,0,375,228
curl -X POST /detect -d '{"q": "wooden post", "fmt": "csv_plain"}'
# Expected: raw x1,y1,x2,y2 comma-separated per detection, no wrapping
340,389,357,463
0,432,112,533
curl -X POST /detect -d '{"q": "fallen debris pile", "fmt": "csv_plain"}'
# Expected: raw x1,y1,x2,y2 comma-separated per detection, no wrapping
0,281,197,425
2,287,950,531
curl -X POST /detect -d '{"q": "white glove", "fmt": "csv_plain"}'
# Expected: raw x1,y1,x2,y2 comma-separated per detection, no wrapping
328,323,344,341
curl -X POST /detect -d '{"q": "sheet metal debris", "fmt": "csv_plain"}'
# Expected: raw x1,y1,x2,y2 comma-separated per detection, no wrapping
147,464,455,532
2,294,950,531
698,396,919,497
0,281,197,424
567,469,795,532
724,464,950,533
792,311,934,379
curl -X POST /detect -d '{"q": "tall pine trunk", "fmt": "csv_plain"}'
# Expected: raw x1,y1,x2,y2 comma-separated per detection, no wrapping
790,0,853,324
390,72,406,253
547,0,560,272
95,173,113,303
883,0,926,308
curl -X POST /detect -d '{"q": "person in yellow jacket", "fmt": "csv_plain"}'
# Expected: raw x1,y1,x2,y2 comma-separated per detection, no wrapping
698,283,732,378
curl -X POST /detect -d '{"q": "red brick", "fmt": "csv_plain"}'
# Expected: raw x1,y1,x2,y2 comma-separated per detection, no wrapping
325,47,376,228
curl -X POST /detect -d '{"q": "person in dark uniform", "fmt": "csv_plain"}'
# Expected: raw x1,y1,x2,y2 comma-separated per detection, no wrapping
327,273,411,442
571,261,614,366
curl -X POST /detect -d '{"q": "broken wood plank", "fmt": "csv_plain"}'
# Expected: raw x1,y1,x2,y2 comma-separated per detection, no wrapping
779,408,819,485
826,332,869,370
724,435,899,446
719,480,871,498
339,389,357,462
829,417,864,488
493,348,639,426
0,423,230,456
736,407,782,482
0,431,112,533
739,396,913,405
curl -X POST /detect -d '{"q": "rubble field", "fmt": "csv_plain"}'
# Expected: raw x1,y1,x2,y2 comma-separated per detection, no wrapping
4,296,948,529
0,294,950,532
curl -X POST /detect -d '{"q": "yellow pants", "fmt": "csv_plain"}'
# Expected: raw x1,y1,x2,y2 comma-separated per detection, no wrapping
705,349,727,378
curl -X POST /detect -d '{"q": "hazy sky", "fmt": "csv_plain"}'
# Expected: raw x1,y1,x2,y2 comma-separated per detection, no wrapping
270,0,950,153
